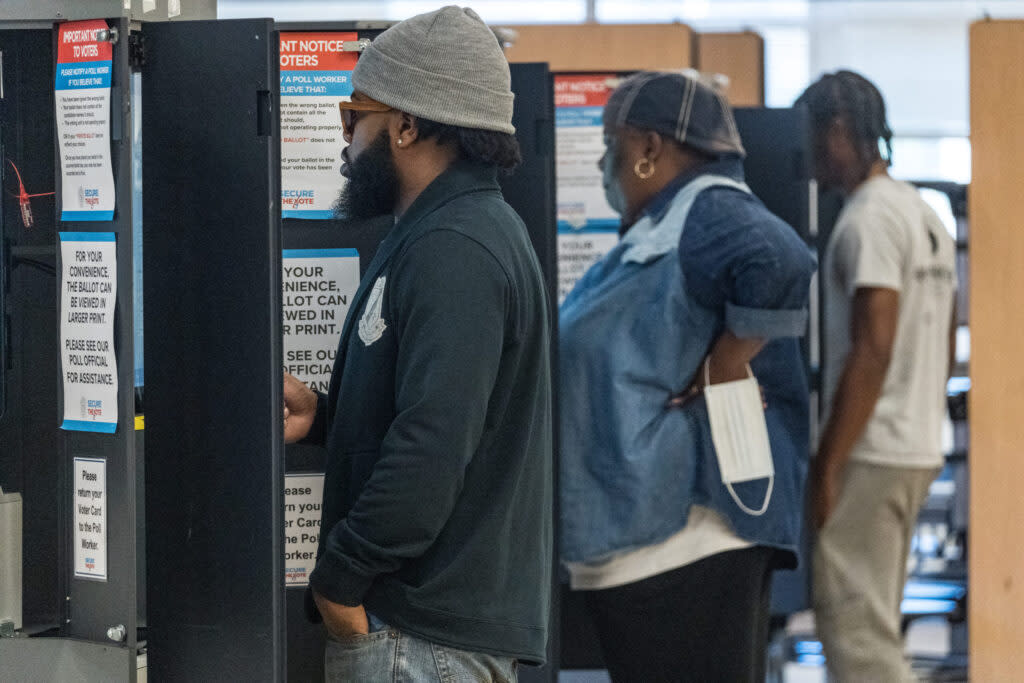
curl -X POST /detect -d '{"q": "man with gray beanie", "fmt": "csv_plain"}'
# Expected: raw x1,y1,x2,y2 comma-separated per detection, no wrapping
282,6,552,681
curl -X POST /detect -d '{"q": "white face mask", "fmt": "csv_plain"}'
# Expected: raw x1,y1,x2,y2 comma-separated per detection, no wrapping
702,359,775,516
601,141,627,216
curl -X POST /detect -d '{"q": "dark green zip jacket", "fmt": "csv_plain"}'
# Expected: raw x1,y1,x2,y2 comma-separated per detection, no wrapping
304,161,553,663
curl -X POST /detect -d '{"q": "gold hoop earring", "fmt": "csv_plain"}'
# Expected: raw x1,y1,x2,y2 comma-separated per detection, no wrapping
634,158,655,180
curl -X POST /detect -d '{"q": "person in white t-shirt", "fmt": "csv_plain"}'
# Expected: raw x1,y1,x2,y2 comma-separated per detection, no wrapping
796,71,957,682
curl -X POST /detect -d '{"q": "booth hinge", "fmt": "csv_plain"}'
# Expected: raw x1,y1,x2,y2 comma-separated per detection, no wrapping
96,27,120,46
342,39,372,53
129,34,146,69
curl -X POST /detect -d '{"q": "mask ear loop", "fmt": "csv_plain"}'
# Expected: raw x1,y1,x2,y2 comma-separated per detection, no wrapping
725,477,774,517
704,357,774,516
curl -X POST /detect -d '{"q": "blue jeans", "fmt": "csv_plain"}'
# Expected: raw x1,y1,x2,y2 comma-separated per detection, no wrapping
324,613,518,682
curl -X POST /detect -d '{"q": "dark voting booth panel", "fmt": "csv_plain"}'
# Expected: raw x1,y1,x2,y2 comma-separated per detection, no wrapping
733,107,816,621
142,18,286,682
503,64,560,683
0,27,64,637
734,107,815,243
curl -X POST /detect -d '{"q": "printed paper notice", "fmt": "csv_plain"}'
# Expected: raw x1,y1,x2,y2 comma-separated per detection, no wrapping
285,474,325,586
283,249,360,392
60,233,118,433
280,33,358,219
555,74,621,302
56,20,116,222
74,457,107,580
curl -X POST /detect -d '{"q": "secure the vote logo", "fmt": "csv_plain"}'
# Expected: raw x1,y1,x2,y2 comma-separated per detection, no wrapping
87,399,104,418
79,187,101,208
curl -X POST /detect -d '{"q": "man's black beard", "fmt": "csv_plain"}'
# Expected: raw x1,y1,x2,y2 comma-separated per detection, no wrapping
332,130,399,221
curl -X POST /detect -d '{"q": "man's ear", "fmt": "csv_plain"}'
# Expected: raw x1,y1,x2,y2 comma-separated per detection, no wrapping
392,112,419,148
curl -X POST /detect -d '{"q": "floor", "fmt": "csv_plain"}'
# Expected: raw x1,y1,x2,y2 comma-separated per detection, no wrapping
558,611,960,683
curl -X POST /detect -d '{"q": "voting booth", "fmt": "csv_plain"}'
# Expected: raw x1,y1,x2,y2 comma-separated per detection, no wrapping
0,6,558,681
0,2,219,681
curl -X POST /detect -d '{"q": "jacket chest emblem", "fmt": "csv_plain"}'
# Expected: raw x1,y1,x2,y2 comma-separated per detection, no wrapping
358,276,388,346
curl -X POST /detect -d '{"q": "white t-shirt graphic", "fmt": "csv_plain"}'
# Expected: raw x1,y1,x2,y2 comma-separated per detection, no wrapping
822,175,957,469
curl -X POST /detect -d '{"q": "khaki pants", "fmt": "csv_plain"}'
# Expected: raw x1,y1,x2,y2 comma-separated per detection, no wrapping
813,460,940,683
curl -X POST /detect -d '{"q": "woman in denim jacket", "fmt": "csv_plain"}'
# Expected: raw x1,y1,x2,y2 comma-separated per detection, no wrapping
559,71,816,682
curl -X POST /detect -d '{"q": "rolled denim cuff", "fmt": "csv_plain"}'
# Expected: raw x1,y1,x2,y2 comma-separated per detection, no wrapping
725,302,808,339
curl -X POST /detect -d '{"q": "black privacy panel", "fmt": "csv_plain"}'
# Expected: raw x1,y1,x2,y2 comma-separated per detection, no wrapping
142,19,285,682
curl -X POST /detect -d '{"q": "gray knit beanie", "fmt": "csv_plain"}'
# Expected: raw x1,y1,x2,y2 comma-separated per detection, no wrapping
352,6,515,134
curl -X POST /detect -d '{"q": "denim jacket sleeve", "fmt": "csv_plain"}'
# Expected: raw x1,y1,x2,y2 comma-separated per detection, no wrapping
679,187,817,339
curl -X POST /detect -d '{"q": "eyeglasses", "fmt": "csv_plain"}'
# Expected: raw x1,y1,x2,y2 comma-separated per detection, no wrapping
338,98,394,138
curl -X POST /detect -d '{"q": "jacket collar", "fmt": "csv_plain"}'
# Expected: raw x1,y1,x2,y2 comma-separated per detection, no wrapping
393,160,500,236
325,161,501,414
640,156,746,226
358,160,500,296
620,171,750,265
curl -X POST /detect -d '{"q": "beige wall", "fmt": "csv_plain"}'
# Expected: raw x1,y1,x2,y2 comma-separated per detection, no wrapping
502,24,695,72
695,32,765,107
968,18,1024,681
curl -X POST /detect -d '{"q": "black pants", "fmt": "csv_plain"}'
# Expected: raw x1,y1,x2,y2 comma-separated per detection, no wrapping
584,546,776,683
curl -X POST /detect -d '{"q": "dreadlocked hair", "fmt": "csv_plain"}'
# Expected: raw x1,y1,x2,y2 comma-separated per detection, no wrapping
795,70,894,167
414,117,522,173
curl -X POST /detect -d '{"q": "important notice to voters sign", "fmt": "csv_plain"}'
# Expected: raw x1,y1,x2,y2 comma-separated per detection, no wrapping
555,74,621,302
56,20,116,221
280,32,359,219
282,249,360,392
60,233,118,434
